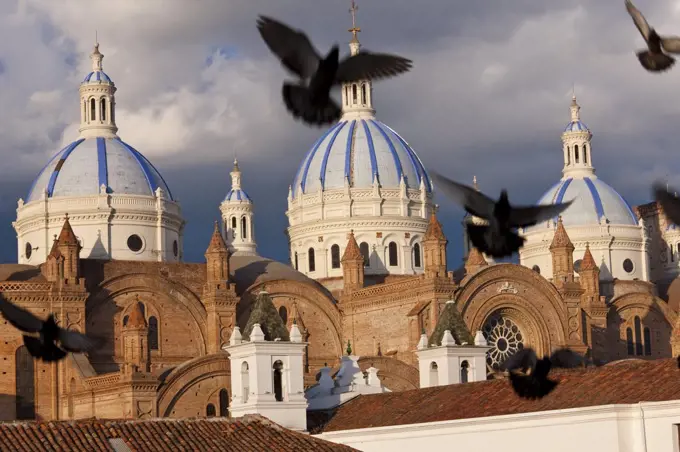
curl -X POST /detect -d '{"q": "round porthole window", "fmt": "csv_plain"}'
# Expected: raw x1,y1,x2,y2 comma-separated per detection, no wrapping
173,240,178,257
127,234,143,252
531,265,540,274
623,258,634,274
573,259,583,273
25,243,32,260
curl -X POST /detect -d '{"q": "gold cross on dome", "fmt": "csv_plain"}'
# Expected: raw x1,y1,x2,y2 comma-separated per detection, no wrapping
349,0,361,37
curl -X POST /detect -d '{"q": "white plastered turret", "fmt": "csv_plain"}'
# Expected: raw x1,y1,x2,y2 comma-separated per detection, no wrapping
220,159,257,256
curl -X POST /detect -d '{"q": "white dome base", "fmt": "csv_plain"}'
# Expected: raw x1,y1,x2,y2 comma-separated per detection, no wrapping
14,189,184,265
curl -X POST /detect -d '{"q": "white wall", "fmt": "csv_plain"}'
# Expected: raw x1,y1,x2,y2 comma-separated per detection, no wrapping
315,401,680,452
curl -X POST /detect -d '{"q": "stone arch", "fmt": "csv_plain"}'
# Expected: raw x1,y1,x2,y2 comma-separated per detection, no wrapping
456,264,568,358
86,273,208,362
157,353,231,418
608,292,675,360
329,357,419,392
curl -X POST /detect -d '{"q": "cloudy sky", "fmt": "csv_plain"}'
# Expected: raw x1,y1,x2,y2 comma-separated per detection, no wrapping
0,0,678,266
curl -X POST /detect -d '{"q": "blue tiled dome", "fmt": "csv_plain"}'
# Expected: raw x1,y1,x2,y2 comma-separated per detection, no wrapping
564,119,589,133
83,70,113,84
224,188,251,203
527,176,637,230
26,137,173,202
291,119,432,198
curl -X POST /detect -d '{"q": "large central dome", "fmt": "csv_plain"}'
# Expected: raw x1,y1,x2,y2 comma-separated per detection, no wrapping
291,118,431,198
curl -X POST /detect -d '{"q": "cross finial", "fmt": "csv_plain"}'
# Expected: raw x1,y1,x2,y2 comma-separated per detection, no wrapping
95,29,98,46
472,175,478,191
349,0,361,40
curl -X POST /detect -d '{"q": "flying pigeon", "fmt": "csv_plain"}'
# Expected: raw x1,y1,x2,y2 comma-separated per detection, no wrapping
256,15,412,126
0,295,104,362
653,182,680,226
625,0,680,72
502,347,585,400
431,172,572,259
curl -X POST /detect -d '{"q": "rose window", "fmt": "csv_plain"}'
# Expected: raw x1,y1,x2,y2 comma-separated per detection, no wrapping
482,314,525,372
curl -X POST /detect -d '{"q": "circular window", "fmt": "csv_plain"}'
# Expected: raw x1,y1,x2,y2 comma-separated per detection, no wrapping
173,240,178,257
573,259,583,273
127,234,143,252
531,265,540,274
482,313,524,373
25,243,32,260
623,258,634,274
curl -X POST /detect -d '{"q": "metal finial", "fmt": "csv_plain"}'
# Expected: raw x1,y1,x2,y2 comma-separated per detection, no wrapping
349,0,361,41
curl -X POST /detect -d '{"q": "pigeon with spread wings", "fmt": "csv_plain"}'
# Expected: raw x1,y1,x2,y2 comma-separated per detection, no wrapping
0,294,104,362
256,15,412,126
653,182,680,226
431,172,572,259
502,347,585,400
625,0,680,72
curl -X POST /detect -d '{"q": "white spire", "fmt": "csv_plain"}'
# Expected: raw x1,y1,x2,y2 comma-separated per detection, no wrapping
78,42,118,139
561,93,595,179
231,159,242,190
341,0,375,120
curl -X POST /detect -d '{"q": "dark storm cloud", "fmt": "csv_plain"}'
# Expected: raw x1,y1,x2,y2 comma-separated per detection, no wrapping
1,0,679,265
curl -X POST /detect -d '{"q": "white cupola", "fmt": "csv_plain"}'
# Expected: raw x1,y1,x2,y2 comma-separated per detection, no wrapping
220,159,257,256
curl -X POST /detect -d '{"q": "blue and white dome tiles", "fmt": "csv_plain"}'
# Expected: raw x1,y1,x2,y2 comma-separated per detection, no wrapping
82,70,113,84
26,137,173,202
529,176,637,229
291,119,432,197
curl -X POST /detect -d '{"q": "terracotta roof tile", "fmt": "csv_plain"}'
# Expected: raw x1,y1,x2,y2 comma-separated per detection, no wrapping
313,358,680,433
0,415,355,451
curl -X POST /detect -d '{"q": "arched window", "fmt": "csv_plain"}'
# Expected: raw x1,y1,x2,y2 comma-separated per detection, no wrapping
677,243,680,261
273,360,284,402
361,84,367,104
352,84,358,103
345,86,349,105
68,378,76,418
672,245,675,263
83,101,87,122
413,243,422,268
644,327,652,356
566,146,570,165
90,98,96,121
279,306,288,324
634,316,643,356
219,389,229,417
241,217,247,239
139,303,146,317
359,242,370,267
460,360,469,383
429,362,439,387
148,316,159,350
574,144,579,163
15,346,35,420
388,242,398,267
123,315,129,327
294,252,299,270
100,98,106,121
231,217,236,229
308,248,316,272
583,144,588,164
626,328,634,355
241,362,250,403
331,244,341,269
206,403,216,417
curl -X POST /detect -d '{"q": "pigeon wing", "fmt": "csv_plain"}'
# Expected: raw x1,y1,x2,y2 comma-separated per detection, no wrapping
661,37,680,54
502,348,537,372
549,348,585,368
256,15,321,79
58,329,105,353
625,0,651,42
508,201,573,228
430,171,496,219
653,182,680,226
335,51,412,84
0,296,43,333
